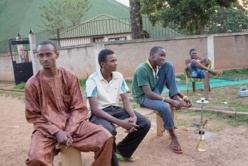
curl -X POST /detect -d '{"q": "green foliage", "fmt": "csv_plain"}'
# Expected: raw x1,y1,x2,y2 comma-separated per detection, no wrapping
125,79,133,89
39,0,91,30
132,103,139,109
222,68,248,78
139,0,238,34
13,82,26,89
177,74,186,81
233,105,248,112
207,5,248,33
79,77,87,89
187,105,248,127
223,68,248,75
222,113,248,127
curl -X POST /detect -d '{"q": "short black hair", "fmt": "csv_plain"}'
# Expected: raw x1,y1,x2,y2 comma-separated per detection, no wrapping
189,48,196,54
149,46,164,56
39,41,57,52
98,49,115,68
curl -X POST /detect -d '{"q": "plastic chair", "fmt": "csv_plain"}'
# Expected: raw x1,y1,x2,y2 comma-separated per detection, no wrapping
184,59,211,94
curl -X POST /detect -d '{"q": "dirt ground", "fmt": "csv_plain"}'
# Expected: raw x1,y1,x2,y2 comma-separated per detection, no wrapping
1,94,248,166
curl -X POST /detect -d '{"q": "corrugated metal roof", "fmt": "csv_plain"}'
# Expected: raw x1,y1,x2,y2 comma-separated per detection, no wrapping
51,14,131,39
0,0,182,42
0,0,129,41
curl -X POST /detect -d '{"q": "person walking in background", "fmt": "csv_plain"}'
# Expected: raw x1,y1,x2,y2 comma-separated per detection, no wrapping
25,41,113,166
132,46,192,154
86,49,151,164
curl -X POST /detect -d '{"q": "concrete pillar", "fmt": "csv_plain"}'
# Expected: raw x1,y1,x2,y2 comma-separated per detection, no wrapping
16,32,23,63
93,43,105,71
207,35,214,69
28,29,38,74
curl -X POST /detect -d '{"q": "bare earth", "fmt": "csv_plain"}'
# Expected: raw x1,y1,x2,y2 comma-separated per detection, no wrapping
1,94,248,166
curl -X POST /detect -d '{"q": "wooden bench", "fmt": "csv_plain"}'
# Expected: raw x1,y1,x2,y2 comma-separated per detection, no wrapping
58,146,82,166
57,105,175,166
135,105,175,136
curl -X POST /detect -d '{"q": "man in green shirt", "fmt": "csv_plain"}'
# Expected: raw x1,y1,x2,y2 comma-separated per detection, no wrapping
132,46,192,154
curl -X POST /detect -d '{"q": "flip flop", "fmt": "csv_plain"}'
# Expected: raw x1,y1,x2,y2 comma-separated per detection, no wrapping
115,152,135,162
170,142,183,154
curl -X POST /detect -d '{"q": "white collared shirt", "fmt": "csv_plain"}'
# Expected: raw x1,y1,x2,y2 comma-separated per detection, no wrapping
85,69,129,110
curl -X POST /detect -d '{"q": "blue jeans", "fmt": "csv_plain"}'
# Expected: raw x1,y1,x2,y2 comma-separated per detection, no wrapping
189,64,205,78
139,62,179,130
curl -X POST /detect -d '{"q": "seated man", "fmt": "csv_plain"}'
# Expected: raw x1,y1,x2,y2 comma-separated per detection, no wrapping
132,46,192,154
185,48,222,100
25,41,113,166
86,49,151,164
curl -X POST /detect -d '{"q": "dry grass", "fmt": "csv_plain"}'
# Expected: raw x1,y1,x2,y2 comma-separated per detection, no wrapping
185,84,248,112
174,84,248,130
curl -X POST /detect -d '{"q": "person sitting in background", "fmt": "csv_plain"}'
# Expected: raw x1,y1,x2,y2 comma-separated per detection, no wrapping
185,48,222,100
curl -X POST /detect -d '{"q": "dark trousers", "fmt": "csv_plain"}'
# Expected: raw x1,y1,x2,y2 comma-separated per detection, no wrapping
90,106,151,163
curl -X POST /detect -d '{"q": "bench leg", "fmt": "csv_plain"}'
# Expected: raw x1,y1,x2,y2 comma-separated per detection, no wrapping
156,105,176,136
156,112,165,136
60,147,82,166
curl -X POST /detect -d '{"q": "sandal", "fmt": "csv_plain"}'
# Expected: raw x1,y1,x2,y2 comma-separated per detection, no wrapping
170,142,183,154
115,151,135,162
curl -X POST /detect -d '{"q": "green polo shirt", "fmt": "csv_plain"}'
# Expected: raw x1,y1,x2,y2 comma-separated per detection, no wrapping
132,62,158,104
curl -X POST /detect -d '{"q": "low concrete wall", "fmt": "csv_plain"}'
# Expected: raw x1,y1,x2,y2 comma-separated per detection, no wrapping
1,32,248,81
0,56,14,81
105,36,208,78
214,33,248,70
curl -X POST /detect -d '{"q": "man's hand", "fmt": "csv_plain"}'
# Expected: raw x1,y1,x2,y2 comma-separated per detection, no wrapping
184,97,192,107
127,116,138,133
170,100,182,109
54,130,73,147
119,117,139,133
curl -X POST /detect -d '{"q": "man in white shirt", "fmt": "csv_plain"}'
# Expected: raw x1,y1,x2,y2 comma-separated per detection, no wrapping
86,49,151,165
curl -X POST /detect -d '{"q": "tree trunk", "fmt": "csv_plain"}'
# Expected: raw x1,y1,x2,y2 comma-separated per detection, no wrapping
130,0,144,39
200,25,205,34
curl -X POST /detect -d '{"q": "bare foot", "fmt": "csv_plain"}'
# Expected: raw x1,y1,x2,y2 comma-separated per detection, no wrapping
210,70,223,77
181,102,191,108
171,95,191,108
205,97,213,101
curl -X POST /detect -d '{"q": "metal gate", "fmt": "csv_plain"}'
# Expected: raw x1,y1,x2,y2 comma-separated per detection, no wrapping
9,38,33,85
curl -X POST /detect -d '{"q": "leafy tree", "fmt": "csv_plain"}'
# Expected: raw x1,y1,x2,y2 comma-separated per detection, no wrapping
39,0,91,30
139,0,237,34
207,4,248,33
